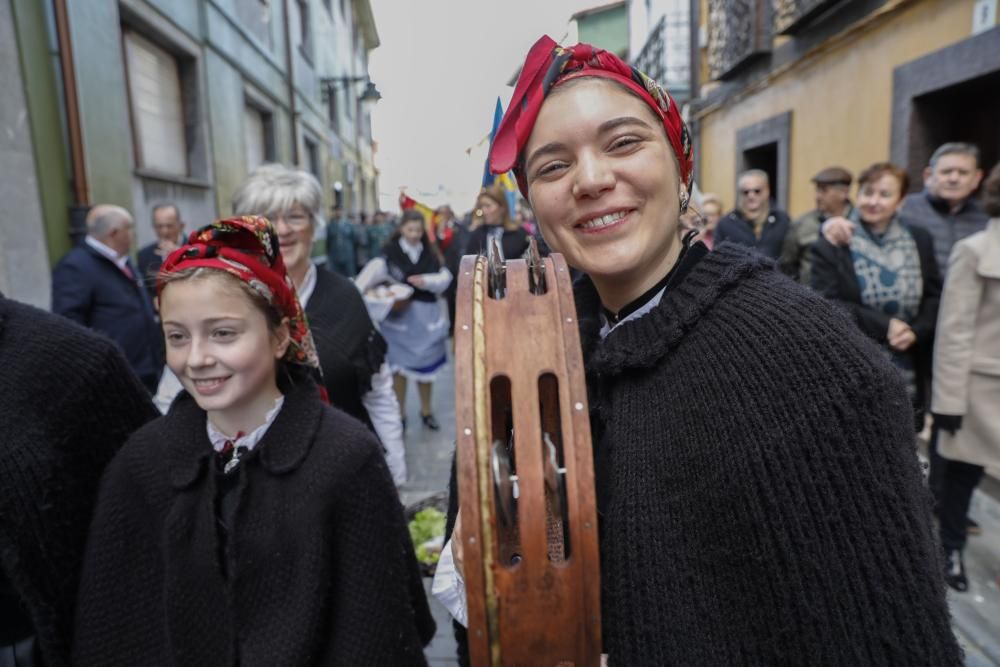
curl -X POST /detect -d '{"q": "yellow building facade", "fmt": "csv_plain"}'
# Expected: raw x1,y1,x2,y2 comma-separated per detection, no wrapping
692,0,999,217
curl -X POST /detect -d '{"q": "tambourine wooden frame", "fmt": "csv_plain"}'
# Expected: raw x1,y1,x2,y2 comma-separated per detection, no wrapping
454,252,601,667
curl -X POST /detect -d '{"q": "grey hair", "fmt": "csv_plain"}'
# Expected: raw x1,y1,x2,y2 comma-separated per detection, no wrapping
929,142,980,169
738,169,770,186
86,204,132,239
231,163,323,225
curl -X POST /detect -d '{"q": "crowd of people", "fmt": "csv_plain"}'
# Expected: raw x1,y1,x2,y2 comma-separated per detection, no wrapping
683,142,998,593
1,30,998,667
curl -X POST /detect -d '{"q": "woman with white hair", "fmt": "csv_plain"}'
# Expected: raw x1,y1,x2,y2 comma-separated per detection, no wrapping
231,164,407,484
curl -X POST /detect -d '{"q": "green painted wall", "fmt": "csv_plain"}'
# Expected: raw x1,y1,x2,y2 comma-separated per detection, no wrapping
578,5,628,56
67,0,134,208
11,0,72,264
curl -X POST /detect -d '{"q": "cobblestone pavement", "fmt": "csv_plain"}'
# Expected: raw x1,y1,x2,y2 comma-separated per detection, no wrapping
400,358,1000,666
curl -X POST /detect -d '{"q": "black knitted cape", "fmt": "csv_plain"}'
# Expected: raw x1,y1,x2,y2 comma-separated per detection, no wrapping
0,296,158,667
447,244,960,665
576,243,959,665
73,381,435,666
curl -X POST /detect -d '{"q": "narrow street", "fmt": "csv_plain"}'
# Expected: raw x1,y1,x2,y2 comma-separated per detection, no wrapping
396,357,460,665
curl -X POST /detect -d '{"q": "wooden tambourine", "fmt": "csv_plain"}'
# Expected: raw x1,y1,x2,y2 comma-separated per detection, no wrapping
454,239,602,666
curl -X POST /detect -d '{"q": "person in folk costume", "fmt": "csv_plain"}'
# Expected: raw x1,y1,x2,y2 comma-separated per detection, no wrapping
436,36,960,665
73,217,435,666
355,209,452,431
464,181,532,261
231,164,406,485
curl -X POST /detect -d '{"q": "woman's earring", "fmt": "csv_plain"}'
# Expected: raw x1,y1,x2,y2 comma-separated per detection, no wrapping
679,188,690,213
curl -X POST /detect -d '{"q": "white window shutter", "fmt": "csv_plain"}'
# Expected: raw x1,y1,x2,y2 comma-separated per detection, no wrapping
124,31,187,175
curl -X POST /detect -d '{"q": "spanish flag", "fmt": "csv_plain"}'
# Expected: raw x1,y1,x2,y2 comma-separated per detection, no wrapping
398,192,439,239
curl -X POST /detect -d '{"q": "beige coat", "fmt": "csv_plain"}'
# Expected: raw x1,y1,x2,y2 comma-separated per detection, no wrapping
932,219,1000,467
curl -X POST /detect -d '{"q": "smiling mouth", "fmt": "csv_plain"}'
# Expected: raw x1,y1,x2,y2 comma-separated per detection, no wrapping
576,210,630,231
190,376,230,392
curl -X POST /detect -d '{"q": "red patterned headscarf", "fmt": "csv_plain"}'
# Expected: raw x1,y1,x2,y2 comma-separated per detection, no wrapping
158,216,322,375
489,35,693,204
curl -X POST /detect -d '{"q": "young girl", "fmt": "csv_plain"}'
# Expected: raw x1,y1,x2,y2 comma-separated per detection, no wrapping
74,216,434,665
441,36,959,665
356,210,452,430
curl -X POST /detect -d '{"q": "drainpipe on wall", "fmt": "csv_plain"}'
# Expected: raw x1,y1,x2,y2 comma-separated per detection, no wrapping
52,0,89,245
282,0,300,165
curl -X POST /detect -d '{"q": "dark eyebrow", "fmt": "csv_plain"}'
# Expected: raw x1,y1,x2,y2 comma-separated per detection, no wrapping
161,316,243,327
597,115,655,133
524,116,655,172
524,142,567,173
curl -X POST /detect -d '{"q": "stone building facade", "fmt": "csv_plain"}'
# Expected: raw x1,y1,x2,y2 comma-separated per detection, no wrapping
2,0,380,307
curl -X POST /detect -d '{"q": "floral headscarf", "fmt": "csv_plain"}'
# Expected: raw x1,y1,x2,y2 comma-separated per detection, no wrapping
489,35,693,207
158,216,322,374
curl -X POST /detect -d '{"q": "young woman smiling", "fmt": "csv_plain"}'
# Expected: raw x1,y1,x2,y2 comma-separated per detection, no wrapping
73,217,434,665
439,37,959,665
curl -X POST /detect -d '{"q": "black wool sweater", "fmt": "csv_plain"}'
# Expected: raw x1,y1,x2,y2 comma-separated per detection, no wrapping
0,296,158,667
73,381,435,666
572,243,960,665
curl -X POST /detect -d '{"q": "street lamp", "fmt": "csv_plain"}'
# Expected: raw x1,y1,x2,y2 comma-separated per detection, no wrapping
319,75,382,114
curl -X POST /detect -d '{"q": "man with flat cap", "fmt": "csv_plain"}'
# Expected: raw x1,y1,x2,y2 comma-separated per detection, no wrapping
781,166,854,285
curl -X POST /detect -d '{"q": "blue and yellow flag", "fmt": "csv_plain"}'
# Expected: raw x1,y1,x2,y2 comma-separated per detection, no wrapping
483,98,518,217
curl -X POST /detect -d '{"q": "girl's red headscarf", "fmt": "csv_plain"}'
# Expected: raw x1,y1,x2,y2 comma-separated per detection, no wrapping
158,216,323,377
489,35,693,201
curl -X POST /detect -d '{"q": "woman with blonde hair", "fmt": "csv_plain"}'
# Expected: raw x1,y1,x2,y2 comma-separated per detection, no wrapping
463,181,531,260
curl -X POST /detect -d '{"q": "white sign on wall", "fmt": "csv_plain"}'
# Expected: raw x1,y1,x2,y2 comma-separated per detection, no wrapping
972,0,997,35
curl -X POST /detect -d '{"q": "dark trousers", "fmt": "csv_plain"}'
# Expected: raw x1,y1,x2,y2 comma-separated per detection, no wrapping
930,427,986,551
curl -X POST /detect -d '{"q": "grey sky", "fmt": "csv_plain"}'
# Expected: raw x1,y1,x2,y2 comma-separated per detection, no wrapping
368,0,597,213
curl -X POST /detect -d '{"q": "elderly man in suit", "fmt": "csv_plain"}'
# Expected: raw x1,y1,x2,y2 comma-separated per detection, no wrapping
136,203,184,300
51,204,162,393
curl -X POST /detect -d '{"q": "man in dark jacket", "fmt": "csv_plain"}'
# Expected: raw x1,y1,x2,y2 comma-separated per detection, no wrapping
781,166,854,285
0,294,158,667
900,142,988,270
136,203,184,301
714,169,792,268
51,204,162,393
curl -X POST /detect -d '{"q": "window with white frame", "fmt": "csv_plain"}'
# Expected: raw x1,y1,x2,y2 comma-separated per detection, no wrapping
123,30,188,175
